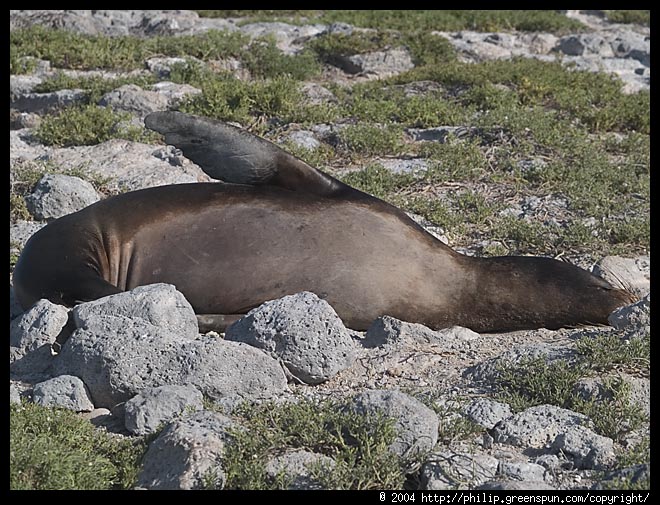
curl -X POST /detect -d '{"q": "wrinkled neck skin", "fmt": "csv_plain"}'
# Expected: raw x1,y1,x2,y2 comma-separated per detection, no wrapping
430,254,632,333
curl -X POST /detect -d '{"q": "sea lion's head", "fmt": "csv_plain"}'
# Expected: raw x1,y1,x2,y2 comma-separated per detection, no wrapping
467,256,637,332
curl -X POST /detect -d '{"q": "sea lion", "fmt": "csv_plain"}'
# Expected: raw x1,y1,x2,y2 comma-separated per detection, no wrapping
13,111,635,333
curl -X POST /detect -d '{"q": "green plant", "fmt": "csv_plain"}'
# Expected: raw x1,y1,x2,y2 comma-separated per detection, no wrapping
10,402,146,490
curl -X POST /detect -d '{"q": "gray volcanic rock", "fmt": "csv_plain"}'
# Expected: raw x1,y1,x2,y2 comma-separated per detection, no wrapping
25,173,99,221
349,389,438,457
124,384,204,435
73,283,199,339
55,284,287,408
10,299,69,381
226,292,356,385
33,375,95,412
137,410,238,489
492,404,590,448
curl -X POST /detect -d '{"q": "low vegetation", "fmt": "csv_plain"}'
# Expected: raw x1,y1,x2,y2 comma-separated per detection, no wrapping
10,402,147,490
494,329,650,441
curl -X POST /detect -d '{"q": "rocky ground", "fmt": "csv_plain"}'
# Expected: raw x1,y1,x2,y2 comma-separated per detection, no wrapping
10,10,650,490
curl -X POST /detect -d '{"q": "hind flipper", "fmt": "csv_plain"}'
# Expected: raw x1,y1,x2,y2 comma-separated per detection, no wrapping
145,111,364,199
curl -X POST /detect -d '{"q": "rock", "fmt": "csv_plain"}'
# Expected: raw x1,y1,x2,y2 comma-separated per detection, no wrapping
407,126,476,143
420,448,499,489
137,410,237,490
150,81,202,104
10,299,69,381
340,48,415,77
10,89,87,114
593,256,650,299
285,130,321,150
376,158,429,175
10,10,235,38
349,389,438,457
300,83,338,105
239,22,326,54
10,383,22,404
364,315,479,349
557,34,614,57
146,57,200,79
608,294,650,332
33,375,94,412
41,139,207,192
498,461,547,482
477,480,556,490
58,324,288,408
463,398,513,430
609,31,650,62
55,286,287,408
9,130,50,162
550,425,615,470
10,75,44,101
595,464,650,489
9,221,46,252
73,283,199,339
98,84,170,116
492,404,590,448
25,173,99,221
225,292,356,385
265,449,335,490
124,385,204,435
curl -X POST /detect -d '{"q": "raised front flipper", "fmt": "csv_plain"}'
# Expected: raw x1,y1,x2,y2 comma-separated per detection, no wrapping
145,111,365,200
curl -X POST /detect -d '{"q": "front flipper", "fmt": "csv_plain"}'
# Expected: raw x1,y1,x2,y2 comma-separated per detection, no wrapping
145,111,365,200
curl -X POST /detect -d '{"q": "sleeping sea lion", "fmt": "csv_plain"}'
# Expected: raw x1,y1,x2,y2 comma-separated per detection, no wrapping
13,111,635,332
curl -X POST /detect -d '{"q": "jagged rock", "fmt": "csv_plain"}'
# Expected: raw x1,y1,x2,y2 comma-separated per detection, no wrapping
124,385,204,435
150,81,202,104
41,139,208,192
364,315,478,349
340,48,415,77
265,449,335,490
594,464,650,490
25,173,99,221
284,130,321,150
73,283,199,339
239,22,326,54
463,398,513,430
137,410,238,490
557,34,615,57
477,480,556,490
10,383,22,404
492,404,591,448
146,57,201,79
32,375,94,412
550,425,616,470
376,158,429,175
498,461,547,482
54,284,287,408
10,299,69,381
225,292,356,385
99,84,170,116
349,389,438,457
608,294,650,331
10,89,87,114
300,83,338,105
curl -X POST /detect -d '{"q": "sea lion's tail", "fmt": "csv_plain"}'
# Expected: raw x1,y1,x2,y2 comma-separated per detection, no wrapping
145,111,364,200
